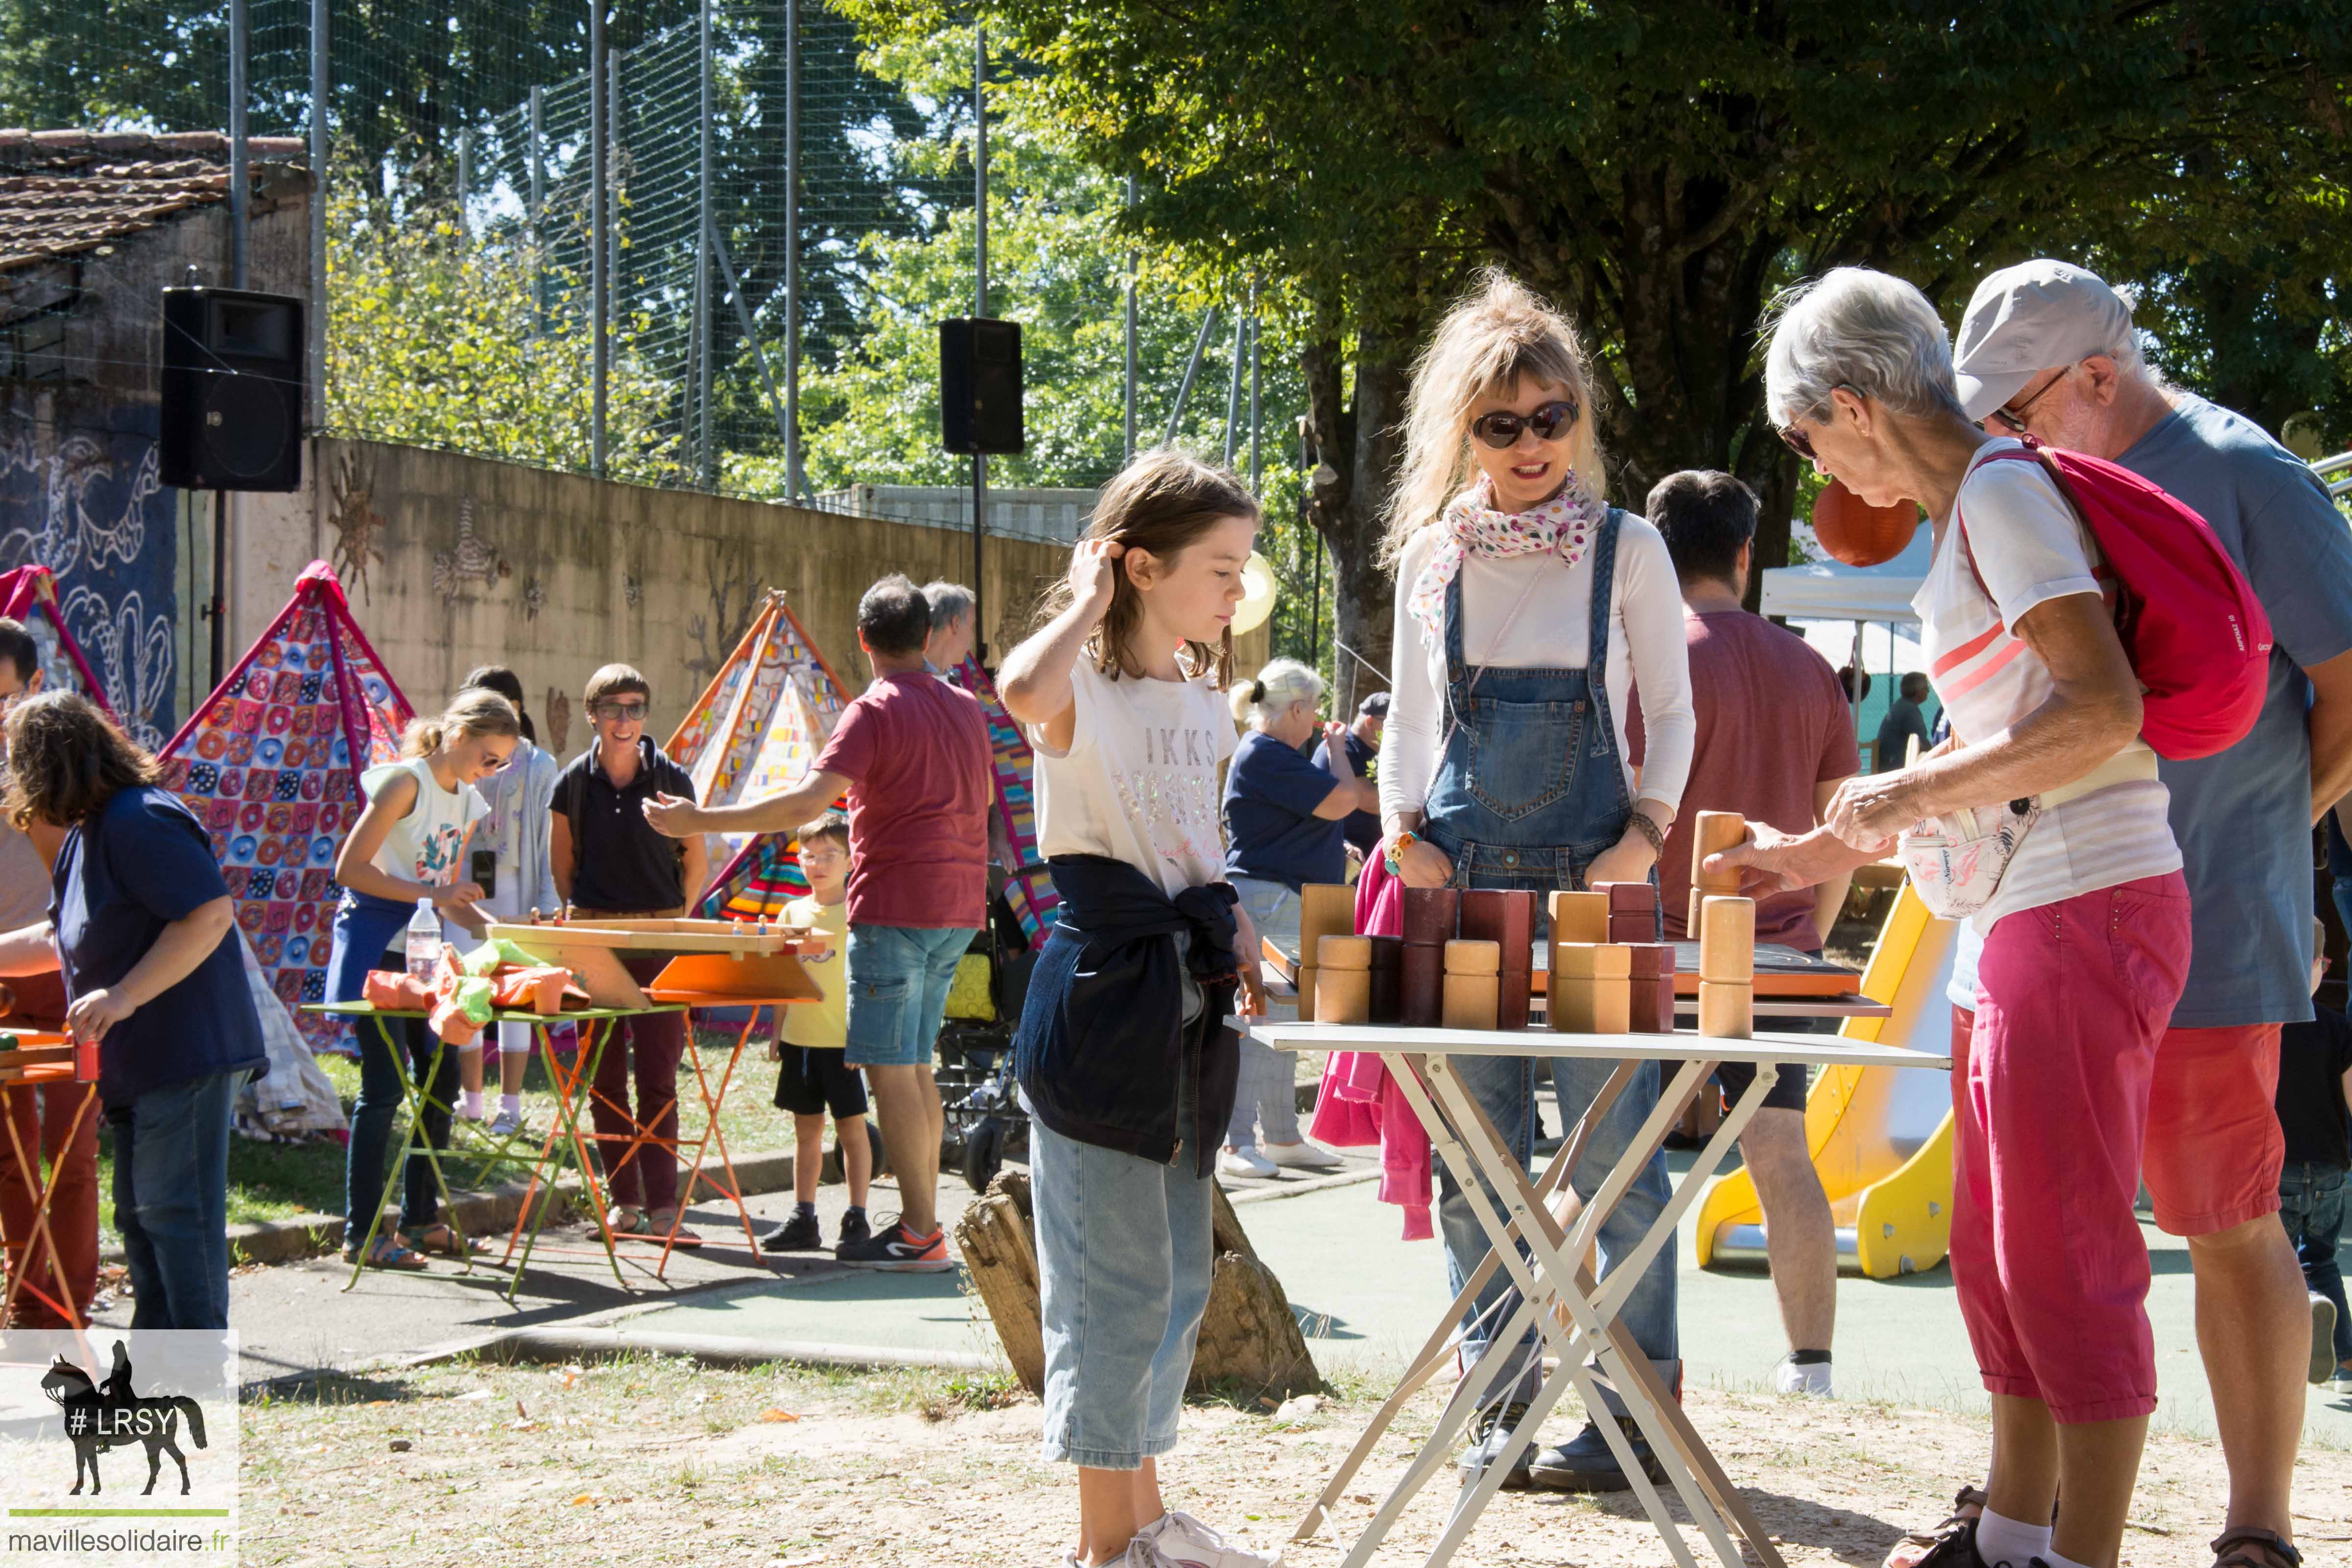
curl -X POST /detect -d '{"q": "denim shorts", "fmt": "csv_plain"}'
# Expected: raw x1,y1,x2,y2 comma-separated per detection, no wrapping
1031,1115,1216,1468
844,923,977,1068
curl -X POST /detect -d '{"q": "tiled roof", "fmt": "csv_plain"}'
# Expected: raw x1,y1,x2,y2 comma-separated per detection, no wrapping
0,130,307,275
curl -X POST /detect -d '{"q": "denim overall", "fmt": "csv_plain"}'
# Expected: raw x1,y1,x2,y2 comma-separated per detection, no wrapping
1420,508,1681,1411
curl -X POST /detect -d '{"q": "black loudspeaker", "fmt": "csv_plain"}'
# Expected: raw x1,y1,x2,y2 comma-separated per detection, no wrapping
160,287,305,491
939,317,1024,456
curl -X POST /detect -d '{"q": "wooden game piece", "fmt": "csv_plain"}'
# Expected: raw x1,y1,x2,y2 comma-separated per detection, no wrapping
1551,974,1631,1034
1400,945,1444,1027
1300,883,1356,969
1401,887,1460,948
1691,811,1748,893
1442,972,1500,1031
1699,896,1756,983
1595,881,1657,911
1698,980,1753,1039
1550,941,1631,979
1621,943,1675,1033
1366,935,1404,1024
1318,934,1372,971
1547,890,1609,945
1444,939,1500,976
1609,912,1659,945
1315,966,1372,1025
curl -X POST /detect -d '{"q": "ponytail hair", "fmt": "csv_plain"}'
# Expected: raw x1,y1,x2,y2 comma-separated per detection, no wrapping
1228,658,1326,726
402,687,521,759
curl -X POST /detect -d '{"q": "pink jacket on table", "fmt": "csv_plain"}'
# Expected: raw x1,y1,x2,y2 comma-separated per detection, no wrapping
1305,853,1433,1240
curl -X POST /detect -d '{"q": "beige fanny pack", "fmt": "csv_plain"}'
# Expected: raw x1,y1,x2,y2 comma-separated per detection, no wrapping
1901,745,2158,919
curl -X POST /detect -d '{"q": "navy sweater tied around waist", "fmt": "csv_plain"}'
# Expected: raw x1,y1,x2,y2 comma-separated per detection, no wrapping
1012,854,1241,1176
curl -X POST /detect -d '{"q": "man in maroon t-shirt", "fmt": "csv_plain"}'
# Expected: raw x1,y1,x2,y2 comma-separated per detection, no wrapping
1637,470,1858,1396
647,575,990,1272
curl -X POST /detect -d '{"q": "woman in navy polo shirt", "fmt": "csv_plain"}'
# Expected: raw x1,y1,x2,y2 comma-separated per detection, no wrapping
0,693,263,1331
1220,659,1376,1177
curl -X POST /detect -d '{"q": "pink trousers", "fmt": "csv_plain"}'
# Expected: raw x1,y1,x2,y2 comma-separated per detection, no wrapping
1951,871,2191,1424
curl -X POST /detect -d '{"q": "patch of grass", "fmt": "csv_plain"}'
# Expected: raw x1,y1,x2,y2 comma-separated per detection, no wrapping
96,1028,805,1249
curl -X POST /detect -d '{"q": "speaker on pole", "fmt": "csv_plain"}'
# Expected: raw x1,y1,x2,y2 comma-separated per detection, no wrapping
160,287,305,492
939,318,1024,456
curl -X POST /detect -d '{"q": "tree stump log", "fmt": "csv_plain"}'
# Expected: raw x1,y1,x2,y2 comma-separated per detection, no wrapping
953,1187,1046,1394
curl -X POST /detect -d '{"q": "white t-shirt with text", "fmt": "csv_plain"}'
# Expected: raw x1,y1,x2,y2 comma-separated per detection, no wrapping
1030,657,1237,898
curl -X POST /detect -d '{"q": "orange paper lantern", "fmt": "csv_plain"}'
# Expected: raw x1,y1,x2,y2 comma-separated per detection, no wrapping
1812,479,1919,567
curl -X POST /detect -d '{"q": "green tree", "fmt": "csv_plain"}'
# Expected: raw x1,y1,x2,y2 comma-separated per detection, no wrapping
850,0,2352,688
325,178,680,480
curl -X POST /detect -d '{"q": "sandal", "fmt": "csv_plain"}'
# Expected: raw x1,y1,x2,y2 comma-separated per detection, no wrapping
1887,1488,1988,1568
646,1209,704,1248
2212,1529,2302,1568
401,1223,490,1258
347,1234,429,1271
605,1205,651,1236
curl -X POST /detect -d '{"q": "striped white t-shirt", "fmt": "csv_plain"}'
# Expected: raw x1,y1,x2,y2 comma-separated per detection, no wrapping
1911,440,2180,930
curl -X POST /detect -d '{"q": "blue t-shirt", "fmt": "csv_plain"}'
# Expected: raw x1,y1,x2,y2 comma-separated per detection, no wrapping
1312,728,1383,854
51,786,266,1108
1951,393,2352,1026
1222,730,1348,890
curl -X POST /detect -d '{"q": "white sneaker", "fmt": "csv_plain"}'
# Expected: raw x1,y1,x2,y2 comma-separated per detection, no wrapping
1218,1147,1277,1179
1263,1140,1343,1171
2312,1293,2339,1384
2329,1367,2352,1395
1140,1510,1283,1568
1774,1353,1834,1396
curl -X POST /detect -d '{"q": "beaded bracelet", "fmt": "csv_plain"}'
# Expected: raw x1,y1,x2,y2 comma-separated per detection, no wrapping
1384,829,1419,876
1626,811,1667,858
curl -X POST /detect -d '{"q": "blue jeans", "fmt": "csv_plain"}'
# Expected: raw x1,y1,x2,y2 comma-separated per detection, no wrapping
1227,875,1303,1150
1436,1050,1681,1414
1030,1114,1216,1468
111,1070,240,1331
340,952,461,1239
844,923,976,1068
2281,1161,2352,1368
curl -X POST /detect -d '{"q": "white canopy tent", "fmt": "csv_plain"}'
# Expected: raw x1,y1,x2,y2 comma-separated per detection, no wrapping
1761,526,1934,766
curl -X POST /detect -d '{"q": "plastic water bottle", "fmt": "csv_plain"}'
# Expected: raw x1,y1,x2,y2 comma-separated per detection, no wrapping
407,896,442,979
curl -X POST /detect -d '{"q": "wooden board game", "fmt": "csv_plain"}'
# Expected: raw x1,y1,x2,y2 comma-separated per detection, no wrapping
486,917,830,1009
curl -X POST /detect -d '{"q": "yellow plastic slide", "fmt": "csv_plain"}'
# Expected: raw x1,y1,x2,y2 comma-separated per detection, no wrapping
1693,882,1959,1279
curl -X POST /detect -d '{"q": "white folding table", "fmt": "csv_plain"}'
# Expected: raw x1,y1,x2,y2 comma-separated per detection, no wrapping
1250,1021,1949,1568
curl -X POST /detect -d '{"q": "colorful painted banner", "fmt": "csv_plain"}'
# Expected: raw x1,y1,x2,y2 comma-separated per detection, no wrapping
153,561,414,1053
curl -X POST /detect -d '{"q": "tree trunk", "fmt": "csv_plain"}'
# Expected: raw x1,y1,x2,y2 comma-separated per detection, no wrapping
1302,316,1413,717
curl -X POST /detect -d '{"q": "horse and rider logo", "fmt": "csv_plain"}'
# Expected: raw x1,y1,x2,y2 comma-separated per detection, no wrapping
37,1341,210,1495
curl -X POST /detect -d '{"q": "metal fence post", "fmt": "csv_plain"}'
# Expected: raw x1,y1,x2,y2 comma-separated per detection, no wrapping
784,0,802,499
1221,292,1244,466
972,24,987,661
1124,175,1137,465
528,85,544,334
590,2,607,476
455,128,471,245
307,0,326,427
696,0,714,487
1248,274,1261,492
229,0,249,288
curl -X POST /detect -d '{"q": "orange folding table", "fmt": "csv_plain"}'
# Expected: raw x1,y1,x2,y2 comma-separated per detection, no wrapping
0,1031,99,1332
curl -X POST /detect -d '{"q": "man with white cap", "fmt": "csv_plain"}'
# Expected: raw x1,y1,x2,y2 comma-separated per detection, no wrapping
1891,260,2352,1568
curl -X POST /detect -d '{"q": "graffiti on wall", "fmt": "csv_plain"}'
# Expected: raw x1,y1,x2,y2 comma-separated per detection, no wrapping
0,405,178,747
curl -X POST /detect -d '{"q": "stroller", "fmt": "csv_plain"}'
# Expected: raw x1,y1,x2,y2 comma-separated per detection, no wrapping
936,874,1047,1191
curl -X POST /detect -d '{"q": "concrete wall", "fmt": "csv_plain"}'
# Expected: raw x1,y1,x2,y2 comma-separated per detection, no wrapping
239,438,1269,750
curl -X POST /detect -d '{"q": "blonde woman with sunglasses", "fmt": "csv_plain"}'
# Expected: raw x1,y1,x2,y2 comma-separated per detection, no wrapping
1377,270,1696,1494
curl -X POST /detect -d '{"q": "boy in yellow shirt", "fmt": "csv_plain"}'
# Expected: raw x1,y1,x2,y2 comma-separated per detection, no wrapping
760,814,873,1255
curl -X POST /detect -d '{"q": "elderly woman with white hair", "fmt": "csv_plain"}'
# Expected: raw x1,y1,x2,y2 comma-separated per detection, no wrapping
1219,658,1373,1176
1717,266,2189,1568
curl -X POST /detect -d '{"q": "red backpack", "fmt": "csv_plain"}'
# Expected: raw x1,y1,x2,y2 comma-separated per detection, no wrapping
1958,441,2273,760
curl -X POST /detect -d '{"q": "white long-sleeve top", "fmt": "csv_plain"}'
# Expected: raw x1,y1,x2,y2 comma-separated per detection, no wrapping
1377,513,1697,825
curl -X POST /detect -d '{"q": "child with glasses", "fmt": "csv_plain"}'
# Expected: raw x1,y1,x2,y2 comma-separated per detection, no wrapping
549,664,707,1244
755,812,873,1256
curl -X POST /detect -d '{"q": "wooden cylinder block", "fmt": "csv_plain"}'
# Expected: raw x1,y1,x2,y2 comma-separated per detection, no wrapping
1547,890,1610,946
1442,972,1500,1031
1551,974,1631,1034
1700,896,1756,983
1687,888,1704,944
1401,887,1461,948
1691,810,1747,882
1370,965,1402,1024
1401,944,1444,1027
1318,934,1372,971
1698,980,1753,1039
1444,938,1500,976
1315,965,1372,1025
1300,882,1356,964
1498,970,1532,1031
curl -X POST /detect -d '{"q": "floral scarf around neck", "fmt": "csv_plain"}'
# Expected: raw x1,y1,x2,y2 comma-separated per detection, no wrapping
1403,477,1606,649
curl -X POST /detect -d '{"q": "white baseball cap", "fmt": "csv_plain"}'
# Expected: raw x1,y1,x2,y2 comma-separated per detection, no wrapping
1951,260,2135,420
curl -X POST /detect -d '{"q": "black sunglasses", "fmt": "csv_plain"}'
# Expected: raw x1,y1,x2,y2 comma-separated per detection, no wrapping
1470,399,1579,450
1988,366,2071,434
1778,383,1867,462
